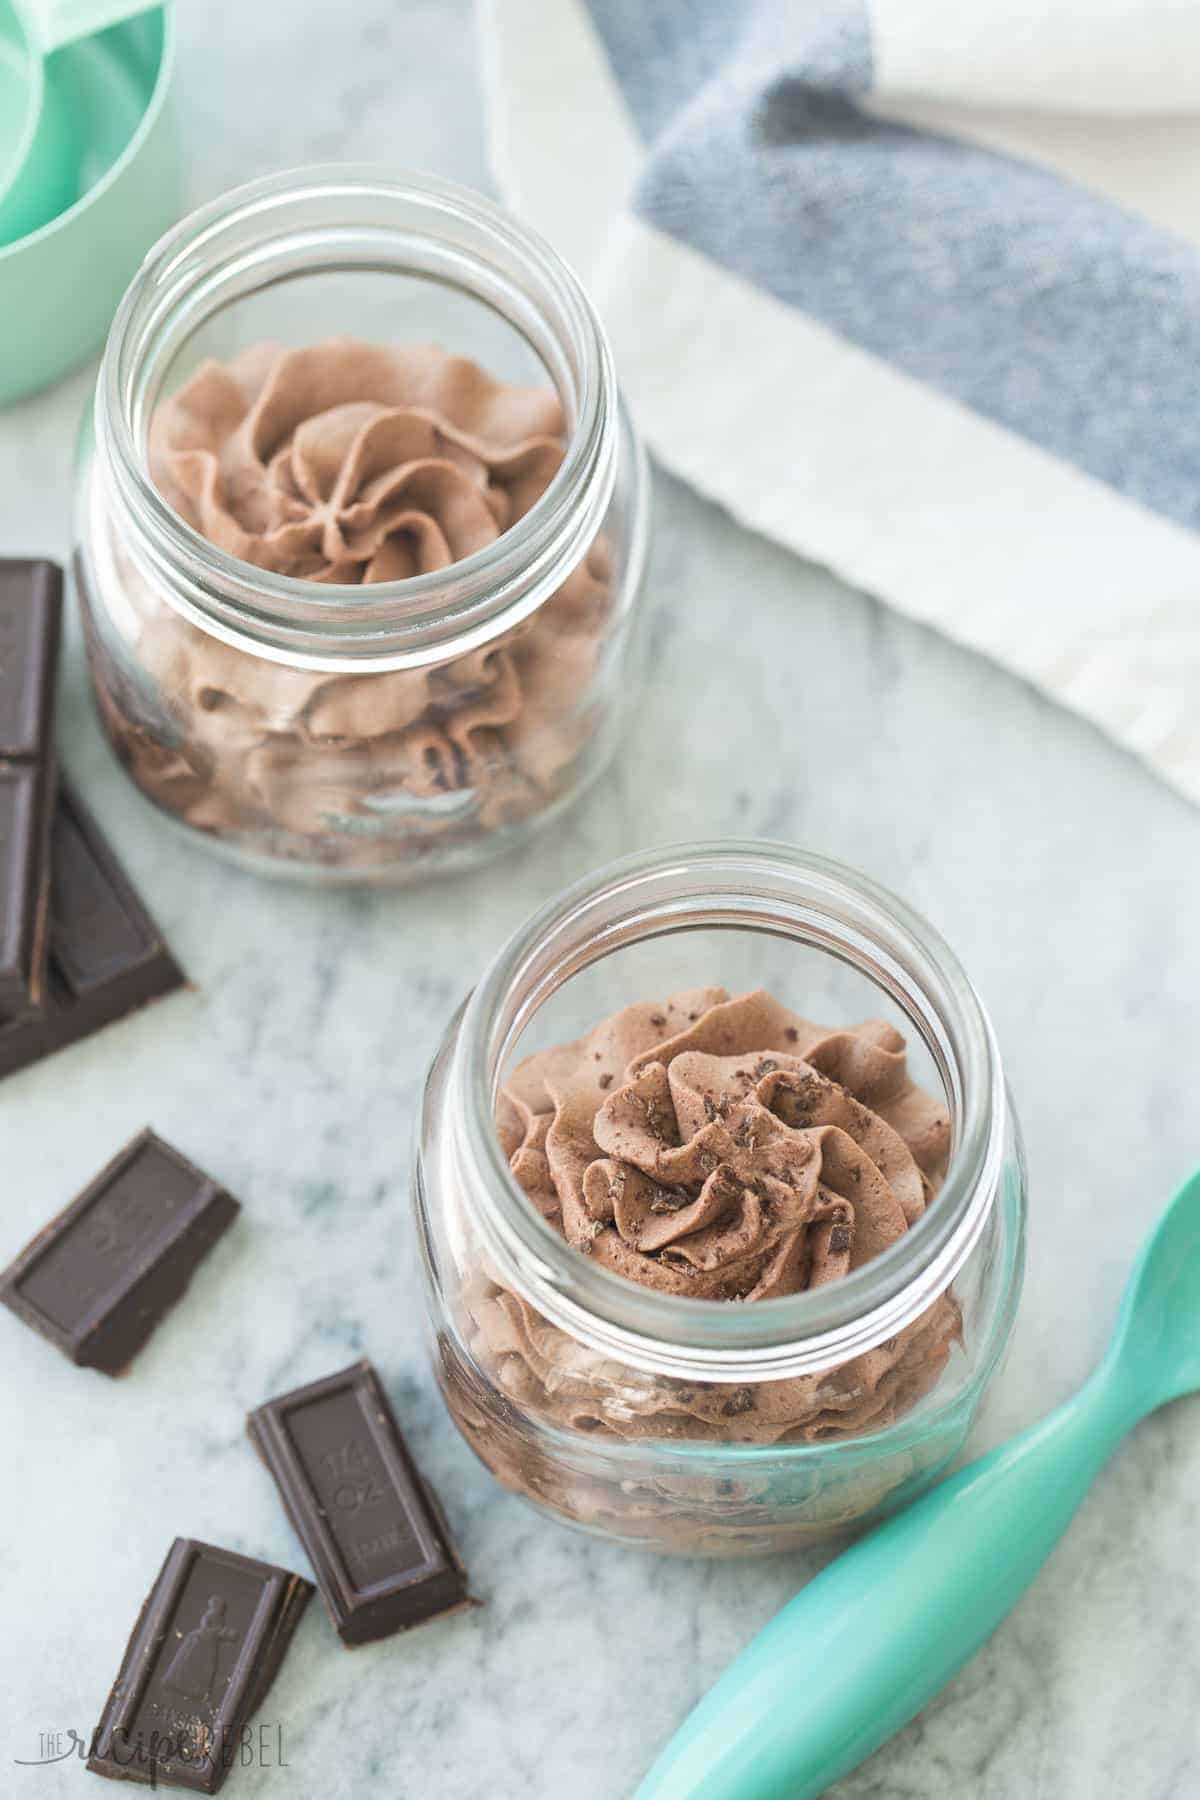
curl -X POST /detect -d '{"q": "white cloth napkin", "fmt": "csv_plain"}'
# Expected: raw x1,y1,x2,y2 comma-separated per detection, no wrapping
482,0,1200,803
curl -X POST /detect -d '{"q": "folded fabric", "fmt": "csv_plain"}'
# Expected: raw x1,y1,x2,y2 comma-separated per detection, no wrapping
482,0,1200,804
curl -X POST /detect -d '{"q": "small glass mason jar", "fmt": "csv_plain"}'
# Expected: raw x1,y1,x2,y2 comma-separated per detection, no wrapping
73,167,649,883
413,842,1026,1556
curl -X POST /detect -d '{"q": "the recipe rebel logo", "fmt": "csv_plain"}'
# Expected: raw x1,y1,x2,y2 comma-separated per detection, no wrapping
13,1721,291,1784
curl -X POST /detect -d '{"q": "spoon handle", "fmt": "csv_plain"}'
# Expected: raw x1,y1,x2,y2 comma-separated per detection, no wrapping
636,1371,1134,1800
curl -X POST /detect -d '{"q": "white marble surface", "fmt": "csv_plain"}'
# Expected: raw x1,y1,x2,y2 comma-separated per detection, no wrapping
4,3,1200,1796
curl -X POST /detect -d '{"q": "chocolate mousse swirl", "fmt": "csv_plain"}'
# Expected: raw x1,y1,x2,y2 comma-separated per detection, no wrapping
149,338,567,582
89,340,613,865
479,988,961,1444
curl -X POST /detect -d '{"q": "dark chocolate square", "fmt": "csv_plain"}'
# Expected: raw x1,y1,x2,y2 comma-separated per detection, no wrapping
248,1360,475,1646
0,1129,239,1374
87,1538,313,1793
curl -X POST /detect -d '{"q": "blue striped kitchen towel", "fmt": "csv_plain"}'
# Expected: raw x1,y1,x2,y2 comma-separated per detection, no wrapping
482,0,1200,803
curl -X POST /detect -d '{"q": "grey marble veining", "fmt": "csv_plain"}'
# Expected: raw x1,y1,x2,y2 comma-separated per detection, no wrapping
3,3,1200,1796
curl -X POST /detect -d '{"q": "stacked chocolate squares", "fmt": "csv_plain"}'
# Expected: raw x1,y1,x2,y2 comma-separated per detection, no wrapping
0,558,185,1078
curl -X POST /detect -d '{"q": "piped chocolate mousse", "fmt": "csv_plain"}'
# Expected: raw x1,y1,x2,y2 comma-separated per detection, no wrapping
475,987,960,1446
83,339,612,871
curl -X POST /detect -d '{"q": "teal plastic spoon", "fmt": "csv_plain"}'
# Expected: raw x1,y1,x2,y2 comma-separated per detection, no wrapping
637,1166,1200,1800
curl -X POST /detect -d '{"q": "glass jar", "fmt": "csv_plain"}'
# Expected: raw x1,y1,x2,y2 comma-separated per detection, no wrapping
413,842,1026,1556
73,167,649,884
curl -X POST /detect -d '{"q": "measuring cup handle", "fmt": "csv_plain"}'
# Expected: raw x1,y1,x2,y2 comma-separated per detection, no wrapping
18,0,153,55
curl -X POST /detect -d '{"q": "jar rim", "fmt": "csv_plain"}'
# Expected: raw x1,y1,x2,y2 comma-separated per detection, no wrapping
92,164,620,671
449,839,1010,1382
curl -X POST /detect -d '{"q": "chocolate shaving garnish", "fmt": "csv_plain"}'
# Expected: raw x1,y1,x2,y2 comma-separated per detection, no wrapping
487,986,960,1452
649,1185,694,1215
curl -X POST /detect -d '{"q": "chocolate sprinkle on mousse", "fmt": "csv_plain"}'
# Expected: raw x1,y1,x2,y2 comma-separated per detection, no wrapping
479,987,959,1449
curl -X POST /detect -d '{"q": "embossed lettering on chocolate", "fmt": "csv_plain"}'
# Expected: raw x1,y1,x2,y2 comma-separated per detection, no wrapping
248,1359,475,1646
87,1537,312,1793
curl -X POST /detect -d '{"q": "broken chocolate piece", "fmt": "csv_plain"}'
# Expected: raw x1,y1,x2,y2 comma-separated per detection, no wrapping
248,1359,474,1646
0,1129,238,1373
0,783,186,1080
0,559,62,1016
87,1537,312,1793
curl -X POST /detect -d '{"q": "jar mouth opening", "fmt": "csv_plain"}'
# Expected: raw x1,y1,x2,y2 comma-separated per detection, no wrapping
453,840,1008,1380
94,164,618,667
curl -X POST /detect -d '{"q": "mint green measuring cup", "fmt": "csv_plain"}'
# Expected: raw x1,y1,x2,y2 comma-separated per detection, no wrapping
0,1,177,402
0,0,75,244
0,0,156,246
637,1165,1200,1800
